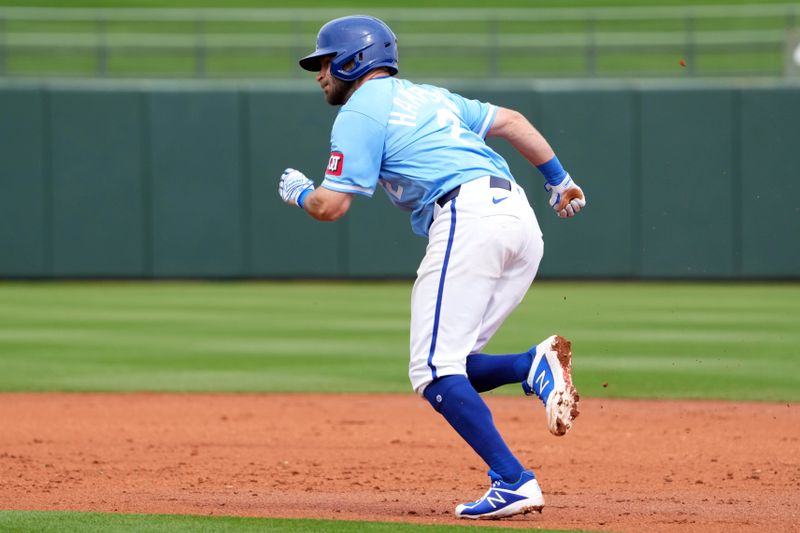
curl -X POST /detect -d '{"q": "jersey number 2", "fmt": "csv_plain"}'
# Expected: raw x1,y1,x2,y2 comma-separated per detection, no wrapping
437,108,478,146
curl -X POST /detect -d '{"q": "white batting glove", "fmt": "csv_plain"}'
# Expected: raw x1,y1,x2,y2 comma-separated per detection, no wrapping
545,174,586,218
278,168,315,208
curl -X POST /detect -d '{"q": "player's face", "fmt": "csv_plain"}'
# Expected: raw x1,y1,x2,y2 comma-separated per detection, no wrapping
317,56,352,106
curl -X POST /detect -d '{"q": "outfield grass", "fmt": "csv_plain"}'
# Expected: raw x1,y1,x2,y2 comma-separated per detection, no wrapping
0,0,797,7
0,512,595,533
0,281,797,401
0,1,793,79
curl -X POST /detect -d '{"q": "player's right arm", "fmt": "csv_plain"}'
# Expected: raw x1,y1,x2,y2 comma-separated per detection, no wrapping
488,107,586,219
301,186,353,221
277,167,353,221
278,109,382,220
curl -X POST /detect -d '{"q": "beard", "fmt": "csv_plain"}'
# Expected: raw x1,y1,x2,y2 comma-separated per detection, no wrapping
324,76,355,106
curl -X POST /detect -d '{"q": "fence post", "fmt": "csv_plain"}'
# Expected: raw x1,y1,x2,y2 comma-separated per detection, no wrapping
788,6,800,77
0,16,6,76
488,17,499,77
195,16,206,78
685,13,695,75
787,28,800,77
586,16,597,76
293,18,304,79
96,15,108,77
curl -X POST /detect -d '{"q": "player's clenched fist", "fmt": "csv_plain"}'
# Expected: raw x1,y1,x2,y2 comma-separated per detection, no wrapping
278,168,315,208
545,174,586,218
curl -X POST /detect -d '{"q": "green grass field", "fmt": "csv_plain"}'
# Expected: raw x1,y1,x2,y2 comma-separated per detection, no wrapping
0,280,797,532
1,281,798,401
0,0,797,7
0,512,594,533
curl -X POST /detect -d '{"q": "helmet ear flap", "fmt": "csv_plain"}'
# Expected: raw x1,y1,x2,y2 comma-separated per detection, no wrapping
332,48,369,80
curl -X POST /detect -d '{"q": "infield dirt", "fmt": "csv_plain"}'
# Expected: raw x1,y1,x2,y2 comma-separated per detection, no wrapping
1,393,798,532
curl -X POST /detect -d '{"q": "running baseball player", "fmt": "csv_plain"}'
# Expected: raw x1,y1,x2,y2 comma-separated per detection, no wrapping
278,15,584,519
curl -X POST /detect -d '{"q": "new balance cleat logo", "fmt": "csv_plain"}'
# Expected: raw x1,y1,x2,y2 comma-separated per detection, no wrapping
535,369,550,396
486,491,507,509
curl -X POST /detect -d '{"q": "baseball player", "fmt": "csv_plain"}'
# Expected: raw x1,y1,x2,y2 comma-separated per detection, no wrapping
278,15,584,519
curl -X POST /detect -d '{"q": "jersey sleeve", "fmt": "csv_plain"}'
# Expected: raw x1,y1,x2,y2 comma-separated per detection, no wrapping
447,92,498,138
321,110,385,197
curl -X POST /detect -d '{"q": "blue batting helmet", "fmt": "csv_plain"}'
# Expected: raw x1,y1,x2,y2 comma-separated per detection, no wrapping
299,15,399,82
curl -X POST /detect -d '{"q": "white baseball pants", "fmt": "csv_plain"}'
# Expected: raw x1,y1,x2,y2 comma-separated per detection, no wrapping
409,176,544,395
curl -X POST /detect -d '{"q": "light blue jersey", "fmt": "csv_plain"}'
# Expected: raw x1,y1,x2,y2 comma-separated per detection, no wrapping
321,77,515,236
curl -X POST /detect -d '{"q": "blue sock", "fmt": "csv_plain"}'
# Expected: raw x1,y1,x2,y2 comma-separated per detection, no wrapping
466,352,532,393
423,375,524,483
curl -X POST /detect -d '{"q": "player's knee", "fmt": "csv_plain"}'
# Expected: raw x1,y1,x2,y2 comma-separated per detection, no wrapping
422,375,468,413
410,367,431,397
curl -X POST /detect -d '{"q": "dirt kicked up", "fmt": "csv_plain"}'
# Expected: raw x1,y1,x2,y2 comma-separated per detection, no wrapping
1,393,798,533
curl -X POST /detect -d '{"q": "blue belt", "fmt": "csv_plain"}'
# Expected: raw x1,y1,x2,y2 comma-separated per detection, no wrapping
436,176,511,208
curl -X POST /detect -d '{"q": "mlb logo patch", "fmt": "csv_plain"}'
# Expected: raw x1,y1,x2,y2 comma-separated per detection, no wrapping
326,152,344,176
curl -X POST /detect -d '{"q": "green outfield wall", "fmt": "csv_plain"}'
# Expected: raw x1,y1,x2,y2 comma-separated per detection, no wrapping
1,79,798,279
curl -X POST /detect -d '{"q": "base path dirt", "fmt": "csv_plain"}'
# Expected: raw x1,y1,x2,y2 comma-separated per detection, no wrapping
1,393,798,532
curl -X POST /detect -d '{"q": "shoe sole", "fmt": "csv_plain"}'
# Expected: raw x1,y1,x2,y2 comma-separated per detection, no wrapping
457,503,544,520
547,335,580,436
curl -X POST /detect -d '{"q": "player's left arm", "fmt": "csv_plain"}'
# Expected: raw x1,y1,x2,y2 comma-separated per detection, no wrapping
487,107,554,165
488,107,586,219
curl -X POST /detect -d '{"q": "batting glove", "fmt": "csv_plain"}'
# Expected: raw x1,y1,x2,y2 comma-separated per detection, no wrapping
278,168,315,208
545,174,586,218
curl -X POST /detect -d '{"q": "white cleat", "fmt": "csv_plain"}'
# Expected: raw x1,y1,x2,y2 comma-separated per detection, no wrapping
522,335,580,436
455,470,544,519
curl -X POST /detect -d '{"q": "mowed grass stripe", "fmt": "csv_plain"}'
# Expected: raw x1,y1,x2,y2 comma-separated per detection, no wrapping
0,511,595,533
0,281,797,400
0,0,795,7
